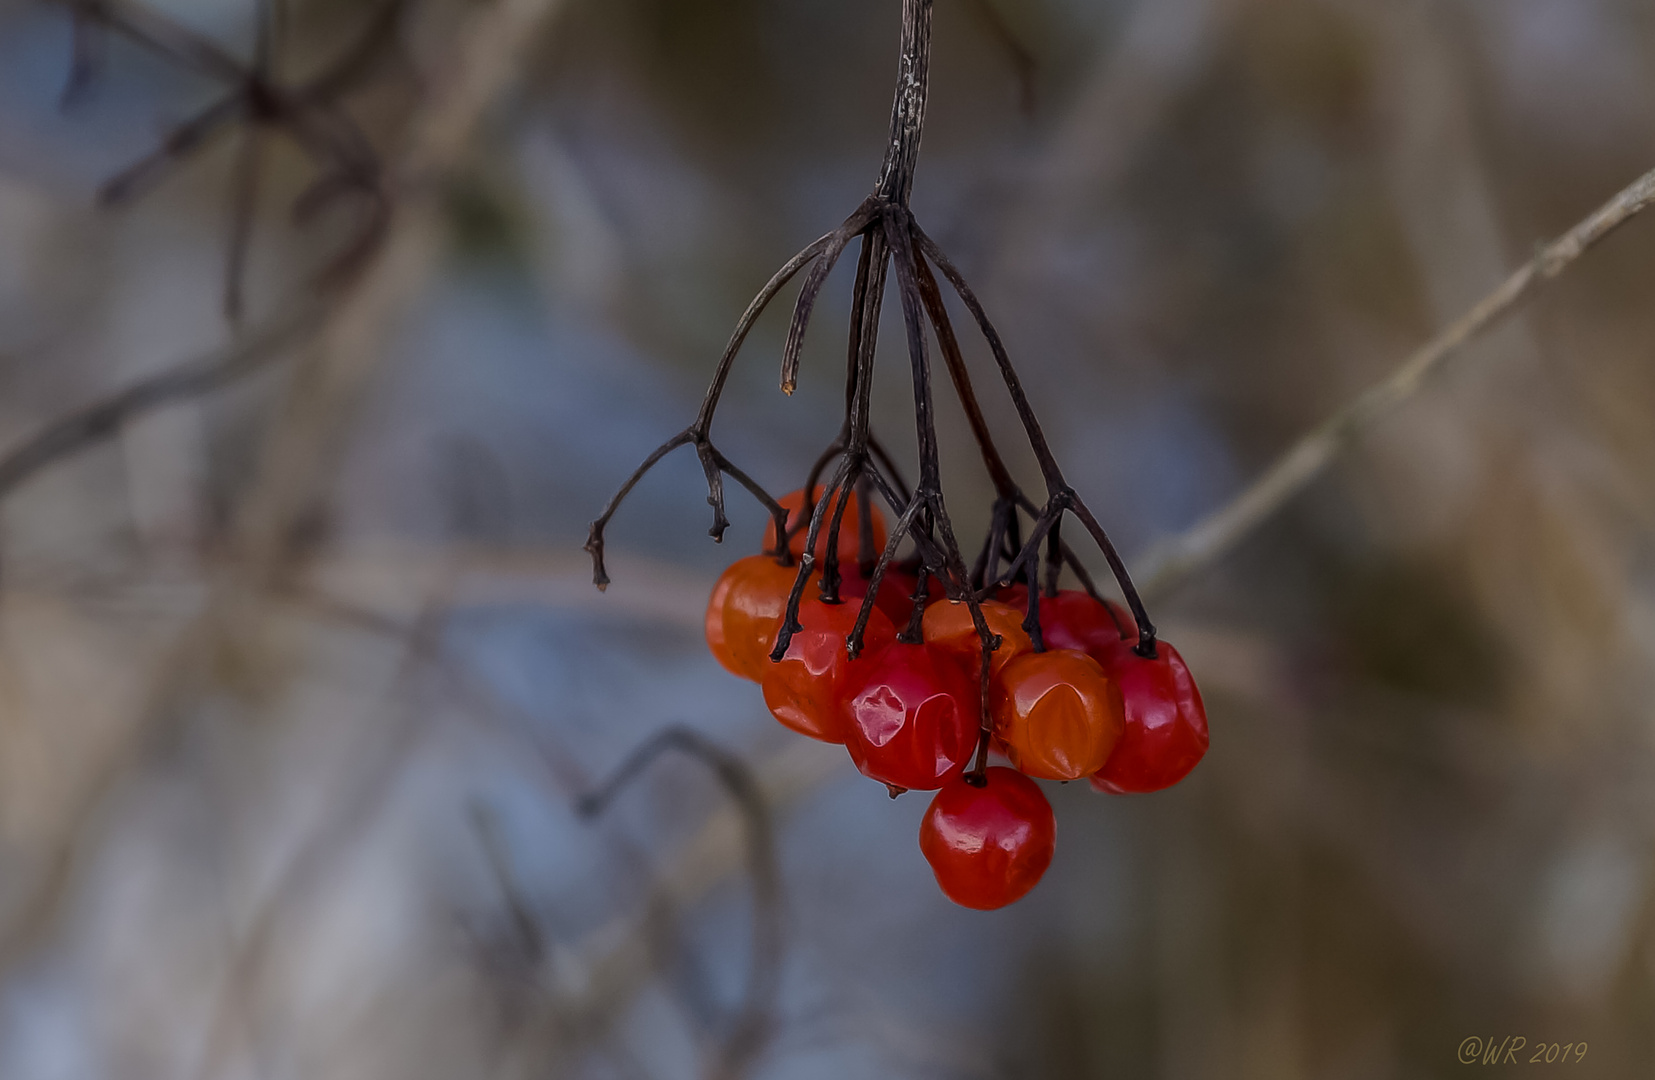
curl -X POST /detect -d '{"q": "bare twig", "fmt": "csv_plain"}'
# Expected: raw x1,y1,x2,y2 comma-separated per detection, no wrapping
1134,163,1655,598
0,300,322,502
74,0,402,320
583,224,857,588
578,727,783,1080
232,0,570,585
875,0,933,205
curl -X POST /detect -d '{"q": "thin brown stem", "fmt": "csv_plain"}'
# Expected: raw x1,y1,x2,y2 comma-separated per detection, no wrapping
1024,542,1045,652
875,0,933,206
771,455,859,659
587,229,841,587
915,225,1157,648
1043,515,1063,597
900,559,930,643
848,495,926,658
818,478,856,603
780,199,877,395
914,251,1018,498
694,231,839,432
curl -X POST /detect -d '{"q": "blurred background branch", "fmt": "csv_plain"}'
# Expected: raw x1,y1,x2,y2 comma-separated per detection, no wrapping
1138,161,1655,598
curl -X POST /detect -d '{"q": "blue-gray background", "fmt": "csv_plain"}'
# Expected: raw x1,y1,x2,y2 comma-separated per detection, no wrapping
2,0,1655,1076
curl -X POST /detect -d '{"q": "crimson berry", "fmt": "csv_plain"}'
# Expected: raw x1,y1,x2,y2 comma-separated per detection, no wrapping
839,565,924,629
841,642,979,790
919,767,1055,910
992,648,1124,781
922,599,1032,677
763,486,889,567
762,596,896,743
1089,640,1208,794
715,554,799,681
848,566,943,627
997,584,1136,651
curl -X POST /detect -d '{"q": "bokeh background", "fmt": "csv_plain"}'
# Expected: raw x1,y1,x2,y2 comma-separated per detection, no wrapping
3,0,1655,1076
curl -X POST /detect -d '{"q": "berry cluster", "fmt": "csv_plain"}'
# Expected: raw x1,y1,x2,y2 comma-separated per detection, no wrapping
590,0,1211,912
704,487,1208,910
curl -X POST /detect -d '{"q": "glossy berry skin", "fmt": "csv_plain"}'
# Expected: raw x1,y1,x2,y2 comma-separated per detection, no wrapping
704,566,742,677
1089,640,1208,794
838,566,923,629
763,486,889,567
841,642,979,789
717,555,801,682
997,585,1136,651
992,649,1124,781
762,597,896,743
850,567,943,627
922,600,1032,677
920,767,1055,910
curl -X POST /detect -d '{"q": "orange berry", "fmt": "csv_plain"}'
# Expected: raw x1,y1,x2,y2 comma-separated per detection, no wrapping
762,486,889,567
992,649,1124,781
715,554,800,681
922,599,1032,677
704,566,742,677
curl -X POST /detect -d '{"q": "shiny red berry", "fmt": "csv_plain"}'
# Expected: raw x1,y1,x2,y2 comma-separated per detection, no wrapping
839,565,924,629
841,642,979,790
997,584,1136,651
762,596,896,743
849,566,943,626
919,767,1055,910
1089,640,1209,794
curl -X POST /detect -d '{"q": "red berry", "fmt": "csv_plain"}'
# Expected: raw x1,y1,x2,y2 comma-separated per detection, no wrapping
888,567,946,603
839,565,924,628
763,486,889,567
842,642,979,790
992,648,1124,781
919,767,1055,910
710,555,799,681
1089,640,1208,794
762,596,896,743
997,585,1136,651
922,599,1032,677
